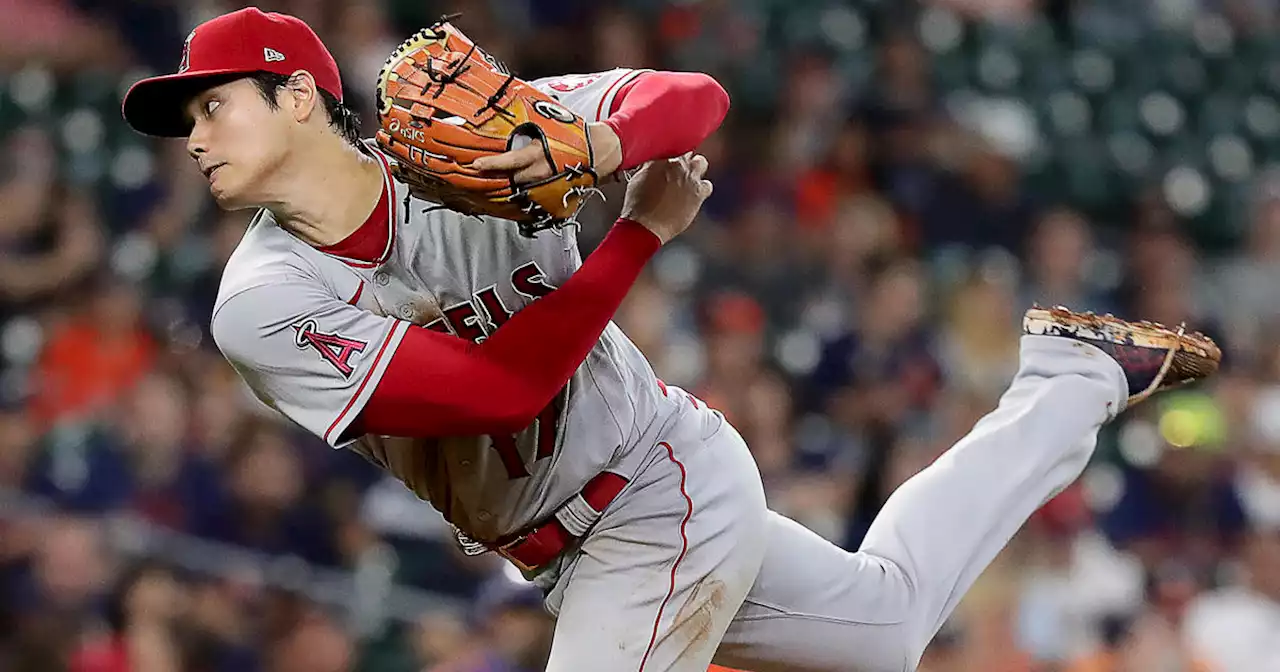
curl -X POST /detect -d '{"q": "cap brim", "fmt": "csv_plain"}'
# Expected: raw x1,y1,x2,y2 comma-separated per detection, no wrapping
122,69,253,138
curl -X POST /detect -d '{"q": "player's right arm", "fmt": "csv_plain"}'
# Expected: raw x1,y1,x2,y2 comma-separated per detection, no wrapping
213,155,711,447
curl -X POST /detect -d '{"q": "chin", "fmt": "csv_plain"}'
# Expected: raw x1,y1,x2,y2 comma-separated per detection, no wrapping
209,182,255,211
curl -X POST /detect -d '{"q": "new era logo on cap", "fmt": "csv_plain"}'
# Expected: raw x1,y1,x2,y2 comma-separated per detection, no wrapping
264,47,285,62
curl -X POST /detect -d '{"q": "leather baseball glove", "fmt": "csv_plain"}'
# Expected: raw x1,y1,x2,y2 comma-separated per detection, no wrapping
374,18,600,237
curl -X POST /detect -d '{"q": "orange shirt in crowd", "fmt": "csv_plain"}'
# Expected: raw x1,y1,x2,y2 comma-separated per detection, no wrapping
28,320,155,426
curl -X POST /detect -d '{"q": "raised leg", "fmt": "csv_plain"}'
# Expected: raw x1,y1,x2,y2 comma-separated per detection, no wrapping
716,308,1221,672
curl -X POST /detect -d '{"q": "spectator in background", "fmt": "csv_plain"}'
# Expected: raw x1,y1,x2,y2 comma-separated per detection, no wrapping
427,572,554,672
113,371,224,532
652,0,759,75
179,576,263,672
793,117,875,233
1101,394,1247,573
188,353,254,463
863,30,949,234
0,0,126,71
1016,486,1149,665
164,211,256,349
1183,514,1280,672
700,197,821,332
1214,170,1280,356
1059,560,1215,670
326,3,398,123
796,194,905,350
936,268,1021,402
0,128,103,325
1018,207,1117,317
1067,608,1212,672
1129,227,1219,328
808,256,940,430
130,140,225,309
693,290,771,426
27,272,155,428
817,194,904,296
913,133,1037,253
864,30,937,130
1119,211,1213,321
22,414,134,513
614,271,690,386
70,561,186,672
471,573,554,672
948,585,1036,672
590,5,653,71
772,47,846,175
268,607,353,672
735,367,796,482
1,516,111,672
413,611,482,671
190,422,338,567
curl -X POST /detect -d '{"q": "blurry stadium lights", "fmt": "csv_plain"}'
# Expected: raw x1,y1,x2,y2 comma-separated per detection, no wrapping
1208,135,1253,182
1163,165,1211,217
10,64,53,114
918,7,962,54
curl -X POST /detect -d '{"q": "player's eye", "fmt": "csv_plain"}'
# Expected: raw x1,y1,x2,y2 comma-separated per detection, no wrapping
204,99,221,116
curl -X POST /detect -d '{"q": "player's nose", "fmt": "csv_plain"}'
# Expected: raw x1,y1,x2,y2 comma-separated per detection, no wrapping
186,122,209,160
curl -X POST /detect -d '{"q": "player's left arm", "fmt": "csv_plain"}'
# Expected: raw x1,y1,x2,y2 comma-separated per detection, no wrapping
471,69,730,182
597,70,730,174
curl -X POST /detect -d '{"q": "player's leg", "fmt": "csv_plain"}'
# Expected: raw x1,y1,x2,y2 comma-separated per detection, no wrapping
714,309,1220,672
543,400,769,672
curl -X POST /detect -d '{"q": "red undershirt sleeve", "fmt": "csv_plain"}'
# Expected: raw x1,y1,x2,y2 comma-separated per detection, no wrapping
353,218,660,439
602,71,730,172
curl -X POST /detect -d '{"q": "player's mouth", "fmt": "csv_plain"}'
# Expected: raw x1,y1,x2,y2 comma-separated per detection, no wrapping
202,162,226,180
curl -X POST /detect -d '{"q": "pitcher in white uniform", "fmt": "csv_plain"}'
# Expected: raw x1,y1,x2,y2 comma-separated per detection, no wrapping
122,8,1222,672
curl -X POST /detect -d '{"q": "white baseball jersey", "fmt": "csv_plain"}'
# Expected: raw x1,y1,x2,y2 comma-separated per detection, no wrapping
211,68,660,541
206,63,1150,672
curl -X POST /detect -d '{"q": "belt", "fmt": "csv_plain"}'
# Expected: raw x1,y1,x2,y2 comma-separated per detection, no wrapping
492,471,629,572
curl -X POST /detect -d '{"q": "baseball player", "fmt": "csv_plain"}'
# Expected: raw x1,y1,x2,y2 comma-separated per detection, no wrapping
122,8,1221,672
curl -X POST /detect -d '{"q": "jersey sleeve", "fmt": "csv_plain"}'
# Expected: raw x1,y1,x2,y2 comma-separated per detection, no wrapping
211,278,410,448
529,68,653,122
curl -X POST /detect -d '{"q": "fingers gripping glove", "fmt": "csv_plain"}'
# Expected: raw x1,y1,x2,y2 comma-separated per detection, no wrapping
374,18,600,237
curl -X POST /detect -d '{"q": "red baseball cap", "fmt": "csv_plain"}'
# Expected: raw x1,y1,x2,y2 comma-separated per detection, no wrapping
122,7,343,138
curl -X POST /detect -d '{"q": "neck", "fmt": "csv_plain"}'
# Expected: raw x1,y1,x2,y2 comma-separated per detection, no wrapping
264,138,386,247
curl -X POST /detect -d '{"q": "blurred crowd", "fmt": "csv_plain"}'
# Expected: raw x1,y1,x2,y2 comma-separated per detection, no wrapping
2,0,1280,671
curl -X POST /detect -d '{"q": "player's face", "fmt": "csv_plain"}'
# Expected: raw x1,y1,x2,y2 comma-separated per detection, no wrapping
184,78,291,209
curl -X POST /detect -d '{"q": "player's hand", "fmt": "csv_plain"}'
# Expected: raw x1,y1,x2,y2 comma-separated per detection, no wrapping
469,122,623,182
620,152,713,245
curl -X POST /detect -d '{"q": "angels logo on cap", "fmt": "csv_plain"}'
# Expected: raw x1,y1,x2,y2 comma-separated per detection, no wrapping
178,29,195,73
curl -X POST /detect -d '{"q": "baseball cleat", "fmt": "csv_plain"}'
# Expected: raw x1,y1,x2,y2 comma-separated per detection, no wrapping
1023,306,1222,406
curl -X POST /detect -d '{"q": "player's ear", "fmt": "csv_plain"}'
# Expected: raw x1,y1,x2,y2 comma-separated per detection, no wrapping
284,70,320,124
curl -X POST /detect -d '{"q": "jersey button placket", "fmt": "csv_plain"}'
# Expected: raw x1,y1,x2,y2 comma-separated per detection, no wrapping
374,271,390,286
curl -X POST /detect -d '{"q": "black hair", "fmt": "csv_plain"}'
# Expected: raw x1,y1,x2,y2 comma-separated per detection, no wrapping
247,71,362,148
